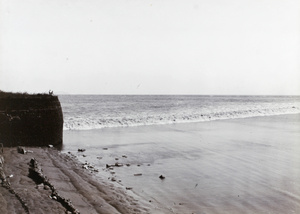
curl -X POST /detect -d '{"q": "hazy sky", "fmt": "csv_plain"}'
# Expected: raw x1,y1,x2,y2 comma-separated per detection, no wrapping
1,0,299,95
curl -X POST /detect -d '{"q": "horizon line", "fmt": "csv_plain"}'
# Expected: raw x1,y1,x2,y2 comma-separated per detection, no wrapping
55,93,300,96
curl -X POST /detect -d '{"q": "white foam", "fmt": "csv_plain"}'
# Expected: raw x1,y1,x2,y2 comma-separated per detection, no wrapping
62,103,300,130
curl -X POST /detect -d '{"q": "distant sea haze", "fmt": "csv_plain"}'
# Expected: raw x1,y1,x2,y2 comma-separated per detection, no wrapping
59,95,300,130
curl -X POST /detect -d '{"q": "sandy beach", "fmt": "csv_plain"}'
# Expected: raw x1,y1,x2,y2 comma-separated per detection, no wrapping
0,147,164,214
1,114,300,213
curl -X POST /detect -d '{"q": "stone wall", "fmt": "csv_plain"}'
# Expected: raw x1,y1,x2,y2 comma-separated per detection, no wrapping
0,93,63,147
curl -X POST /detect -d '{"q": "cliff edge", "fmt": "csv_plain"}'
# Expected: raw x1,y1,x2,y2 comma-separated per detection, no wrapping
0,91,63,147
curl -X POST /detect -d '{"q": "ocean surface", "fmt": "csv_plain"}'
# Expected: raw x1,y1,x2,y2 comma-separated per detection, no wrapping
60,96,300,213
59,95,300,130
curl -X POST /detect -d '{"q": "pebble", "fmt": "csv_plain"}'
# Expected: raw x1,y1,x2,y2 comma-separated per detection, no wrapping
159,175,165,180
36,184,44,189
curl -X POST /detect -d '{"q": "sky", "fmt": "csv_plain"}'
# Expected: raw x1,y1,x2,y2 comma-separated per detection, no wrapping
0,0,299,95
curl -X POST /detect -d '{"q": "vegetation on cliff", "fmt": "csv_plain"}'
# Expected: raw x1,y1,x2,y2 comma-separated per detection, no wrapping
0,90,54,98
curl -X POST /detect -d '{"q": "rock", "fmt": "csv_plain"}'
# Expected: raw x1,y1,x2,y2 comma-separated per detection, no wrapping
115,162,123,167
111,177,116,182
17,146,26,154
159,175,165,180
37,184,44,189
0,155,4,167
48,145,53,148
134,173,142,176
122,155,127,158
0,93,63,147
126,187,133,190
78,148,85,152
103,148,108,150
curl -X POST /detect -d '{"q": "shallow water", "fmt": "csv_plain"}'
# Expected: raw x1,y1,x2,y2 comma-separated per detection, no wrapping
63,114,300,213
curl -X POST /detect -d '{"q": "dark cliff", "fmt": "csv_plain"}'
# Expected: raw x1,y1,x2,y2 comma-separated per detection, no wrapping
0,91,63,147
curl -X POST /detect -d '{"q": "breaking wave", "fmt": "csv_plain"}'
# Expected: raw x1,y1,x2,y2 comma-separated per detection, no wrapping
59,95,300,130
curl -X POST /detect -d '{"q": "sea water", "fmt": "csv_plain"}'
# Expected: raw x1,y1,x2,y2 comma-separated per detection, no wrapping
60,96,300,213
59,95,300,130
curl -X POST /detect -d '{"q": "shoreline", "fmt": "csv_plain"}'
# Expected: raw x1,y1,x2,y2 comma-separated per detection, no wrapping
64,113,300,213
1,113,300,213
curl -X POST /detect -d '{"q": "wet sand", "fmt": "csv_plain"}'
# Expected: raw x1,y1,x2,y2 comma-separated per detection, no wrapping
64,114,300,213
0,147,164,214
1,114,300,213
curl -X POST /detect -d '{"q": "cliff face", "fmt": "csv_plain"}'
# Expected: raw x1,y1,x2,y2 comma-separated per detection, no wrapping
0,92,63,147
